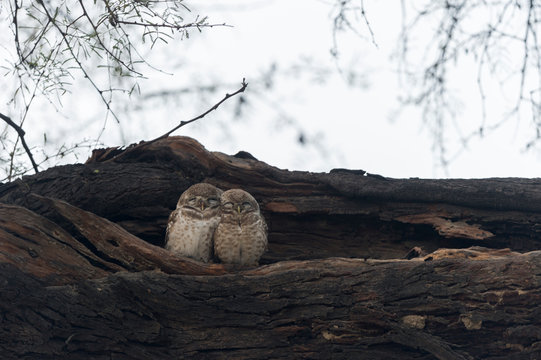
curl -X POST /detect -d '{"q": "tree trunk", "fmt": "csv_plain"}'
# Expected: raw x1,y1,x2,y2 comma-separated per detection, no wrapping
1,136,541,359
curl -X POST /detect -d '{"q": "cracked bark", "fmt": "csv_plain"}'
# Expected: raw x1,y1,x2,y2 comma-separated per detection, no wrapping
1,136,541,359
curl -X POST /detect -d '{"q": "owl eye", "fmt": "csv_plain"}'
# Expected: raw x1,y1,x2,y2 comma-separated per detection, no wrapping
188,197,197,204
207,198,219,206
242,202,253,209
223,202,234,209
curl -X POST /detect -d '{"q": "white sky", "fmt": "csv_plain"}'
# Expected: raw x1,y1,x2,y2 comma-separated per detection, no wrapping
169,0,541,178
2,0,541,179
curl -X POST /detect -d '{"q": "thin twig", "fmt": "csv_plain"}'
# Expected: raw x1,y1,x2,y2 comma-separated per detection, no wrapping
147,78,248,144
105,79,248,162
77,0,142,77
37,1,121,124
360,0,378,48
0,112,39,174
115,20,231,31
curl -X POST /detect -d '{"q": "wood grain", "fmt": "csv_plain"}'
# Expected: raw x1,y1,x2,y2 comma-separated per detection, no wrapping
1,136,541,359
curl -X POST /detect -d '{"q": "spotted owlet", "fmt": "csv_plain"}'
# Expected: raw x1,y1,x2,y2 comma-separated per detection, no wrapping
165,183,222,262
213,189,268,267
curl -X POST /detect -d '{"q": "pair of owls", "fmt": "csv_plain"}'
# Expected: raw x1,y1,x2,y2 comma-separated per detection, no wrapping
165,183,267,266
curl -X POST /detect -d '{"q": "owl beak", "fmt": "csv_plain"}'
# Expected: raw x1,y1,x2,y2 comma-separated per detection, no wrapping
201,202,205,211
237,205,241,214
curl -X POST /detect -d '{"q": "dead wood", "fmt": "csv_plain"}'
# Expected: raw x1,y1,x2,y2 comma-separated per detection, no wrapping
1,136,541,359
2,136,541,261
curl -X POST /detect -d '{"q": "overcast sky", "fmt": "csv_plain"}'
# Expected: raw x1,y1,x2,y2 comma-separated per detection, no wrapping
3,0,541,179
159,1,541,178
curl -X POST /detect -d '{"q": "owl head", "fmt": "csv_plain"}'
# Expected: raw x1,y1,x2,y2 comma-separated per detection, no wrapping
177,183,222,213
220,189,260,217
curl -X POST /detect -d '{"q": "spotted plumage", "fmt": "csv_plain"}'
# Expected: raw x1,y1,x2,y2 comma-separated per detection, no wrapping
165,183,222,262
213,189,267,267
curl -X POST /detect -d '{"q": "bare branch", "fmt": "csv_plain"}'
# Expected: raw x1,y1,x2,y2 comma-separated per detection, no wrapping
36,0,121,124
77,0,142,77
105,78,248,163
0,113,39,174
4,0,234,178
331,0,378,59
148,78,248,144
114,19,230,31
395,0,541,170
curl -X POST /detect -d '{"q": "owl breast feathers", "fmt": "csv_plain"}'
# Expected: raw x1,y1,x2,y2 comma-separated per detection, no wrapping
165,183,222,262
213,189,268,267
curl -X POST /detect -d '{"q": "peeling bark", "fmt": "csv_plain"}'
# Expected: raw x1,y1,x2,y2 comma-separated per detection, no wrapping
394,213,495,240
1,136,541,359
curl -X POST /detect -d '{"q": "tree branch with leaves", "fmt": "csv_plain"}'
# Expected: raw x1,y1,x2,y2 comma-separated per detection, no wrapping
1,0,229,181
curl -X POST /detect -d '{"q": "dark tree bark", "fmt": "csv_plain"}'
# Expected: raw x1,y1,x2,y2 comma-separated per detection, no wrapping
1,136,541,359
